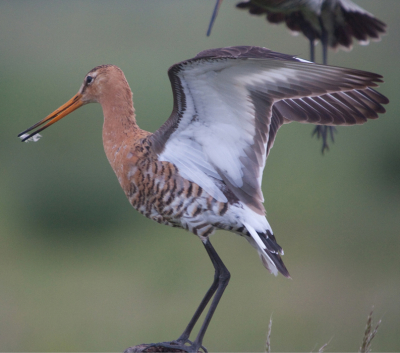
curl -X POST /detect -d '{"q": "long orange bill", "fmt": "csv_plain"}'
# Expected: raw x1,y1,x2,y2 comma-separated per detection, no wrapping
18,93,84,142
207,0,223,36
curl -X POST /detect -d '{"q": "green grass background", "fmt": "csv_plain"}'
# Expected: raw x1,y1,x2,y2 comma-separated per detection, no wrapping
0,0,399,351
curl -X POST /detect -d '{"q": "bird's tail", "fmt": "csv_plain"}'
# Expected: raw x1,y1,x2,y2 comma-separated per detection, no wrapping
243,222,290,278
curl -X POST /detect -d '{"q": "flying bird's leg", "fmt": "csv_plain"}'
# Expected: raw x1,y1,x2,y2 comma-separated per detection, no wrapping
329,126,337,142
207,0,223,36
322,44,328,65
321,37,328,65
311,19,337,152
308,33,331,152
144,239,230,353
312,125,338,154
309,37,315,63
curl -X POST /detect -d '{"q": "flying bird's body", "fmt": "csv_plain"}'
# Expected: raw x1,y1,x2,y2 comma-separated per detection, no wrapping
19,46,388,352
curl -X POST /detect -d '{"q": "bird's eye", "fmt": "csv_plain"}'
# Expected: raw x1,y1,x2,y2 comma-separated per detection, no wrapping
86,76,93,84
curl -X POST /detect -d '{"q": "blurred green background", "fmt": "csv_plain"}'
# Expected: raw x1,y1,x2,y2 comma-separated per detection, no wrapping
1,0,399,351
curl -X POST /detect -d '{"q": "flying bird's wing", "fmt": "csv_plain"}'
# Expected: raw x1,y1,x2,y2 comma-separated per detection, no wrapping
150,46,388,214
331,0,386,49
236,0,386,50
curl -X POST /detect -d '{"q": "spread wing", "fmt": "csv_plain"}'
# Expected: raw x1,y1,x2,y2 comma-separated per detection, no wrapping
150,46,388,214
236,0,386,50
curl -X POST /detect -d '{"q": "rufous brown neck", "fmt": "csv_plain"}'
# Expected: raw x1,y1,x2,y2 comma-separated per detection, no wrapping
100,77,141,169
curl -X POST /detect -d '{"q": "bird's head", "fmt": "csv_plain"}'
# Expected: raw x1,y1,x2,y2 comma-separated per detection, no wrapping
18,64,127,142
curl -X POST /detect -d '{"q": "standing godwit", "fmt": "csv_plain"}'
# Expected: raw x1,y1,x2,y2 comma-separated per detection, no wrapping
19,46,388,353
207,0,386,152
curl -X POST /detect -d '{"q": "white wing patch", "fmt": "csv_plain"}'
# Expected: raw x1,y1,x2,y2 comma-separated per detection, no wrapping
160,61,269,202
159,60,303,205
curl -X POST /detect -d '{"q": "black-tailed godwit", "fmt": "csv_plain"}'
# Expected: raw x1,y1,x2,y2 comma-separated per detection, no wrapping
19,46,388,353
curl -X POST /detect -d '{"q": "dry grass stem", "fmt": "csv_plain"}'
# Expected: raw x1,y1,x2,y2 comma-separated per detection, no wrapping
265,316,272,353
317,341,329,353
359,307,382,353
253,308,381,353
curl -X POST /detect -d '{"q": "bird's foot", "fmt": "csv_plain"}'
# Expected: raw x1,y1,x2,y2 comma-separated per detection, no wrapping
124,339,207,353
312,125,337,154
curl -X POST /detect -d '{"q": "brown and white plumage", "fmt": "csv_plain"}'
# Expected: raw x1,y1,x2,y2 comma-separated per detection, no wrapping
19,46,388,352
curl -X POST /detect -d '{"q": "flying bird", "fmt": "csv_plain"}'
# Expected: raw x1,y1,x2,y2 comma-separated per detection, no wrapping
207,0,386,64
19,46,388,353
207,0,386,152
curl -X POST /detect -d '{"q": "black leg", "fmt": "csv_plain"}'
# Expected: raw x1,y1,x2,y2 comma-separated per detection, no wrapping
144,239,231,353
310,21,336,152
177,240,223,343
319,18,328,65
309,38,315,63
322,42,328,65
191,240,230,350
207,0,223,36
312,125,337,154
312,23,336,153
